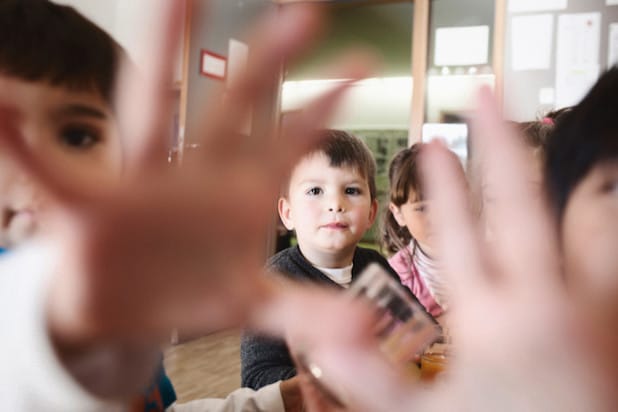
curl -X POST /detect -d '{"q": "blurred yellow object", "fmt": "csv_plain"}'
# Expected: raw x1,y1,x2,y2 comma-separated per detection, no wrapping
420,353,448,381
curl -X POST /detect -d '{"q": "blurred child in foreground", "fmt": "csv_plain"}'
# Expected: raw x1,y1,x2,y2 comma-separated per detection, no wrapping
0,1,364,410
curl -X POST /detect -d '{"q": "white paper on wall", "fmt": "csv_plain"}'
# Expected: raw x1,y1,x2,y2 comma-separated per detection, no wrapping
434,26,489,66
609,24,618,67
539,87,555,104
422,123,468,160
227,39,249,88
607,0,618,6
555,65,600,107
555,13,601,107
508,0,567,13
200,51,226,80
511,14,553,71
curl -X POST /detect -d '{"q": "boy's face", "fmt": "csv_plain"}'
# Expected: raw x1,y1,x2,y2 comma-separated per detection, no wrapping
279,152,377,267
561,160,618,325
0,75,122,247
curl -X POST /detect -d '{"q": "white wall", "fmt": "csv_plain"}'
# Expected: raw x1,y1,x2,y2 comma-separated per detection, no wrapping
282,74,495,130
282,77,413,130
426,74,495,122
52,0,183,82
51,0,118,42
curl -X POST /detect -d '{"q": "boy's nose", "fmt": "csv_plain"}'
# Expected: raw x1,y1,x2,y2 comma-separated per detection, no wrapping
327,196,345,212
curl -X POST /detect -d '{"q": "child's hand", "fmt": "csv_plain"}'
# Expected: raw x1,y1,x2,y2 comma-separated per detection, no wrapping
0,2,372,349
258,89,614,411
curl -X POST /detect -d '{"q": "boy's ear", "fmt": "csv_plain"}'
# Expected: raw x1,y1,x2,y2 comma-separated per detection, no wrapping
368,199,378,226
278,197,295,230
388,202,406,227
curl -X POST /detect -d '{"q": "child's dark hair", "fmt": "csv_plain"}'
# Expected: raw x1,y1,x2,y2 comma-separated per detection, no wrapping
468,108,570,217
517,107,572,157
292,129,377,200
380,143,425,255
0,0,123,104
545,66,618,218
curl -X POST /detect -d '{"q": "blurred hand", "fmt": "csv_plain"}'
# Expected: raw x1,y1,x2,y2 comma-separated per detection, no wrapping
0,1,372,348
259,88,614,411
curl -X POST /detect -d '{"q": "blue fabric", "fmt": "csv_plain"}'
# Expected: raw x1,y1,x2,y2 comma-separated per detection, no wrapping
132,361,177,411
0,248,7,255
158,367,176,408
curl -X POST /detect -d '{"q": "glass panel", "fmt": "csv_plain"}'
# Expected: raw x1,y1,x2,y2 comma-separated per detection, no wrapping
425,0,496,163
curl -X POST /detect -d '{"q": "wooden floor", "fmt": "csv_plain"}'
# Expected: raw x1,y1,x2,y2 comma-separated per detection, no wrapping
163,330,243,402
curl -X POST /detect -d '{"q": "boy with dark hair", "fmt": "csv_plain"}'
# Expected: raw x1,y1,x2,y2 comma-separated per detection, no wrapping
0,0,124,248
241,129,429,390
0,1,359,411
0,0,121,104
0,0,175,409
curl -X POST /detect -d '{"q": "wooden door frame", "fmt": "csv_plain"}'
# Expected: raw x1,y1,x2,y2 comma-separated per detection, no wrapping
409,0,429,145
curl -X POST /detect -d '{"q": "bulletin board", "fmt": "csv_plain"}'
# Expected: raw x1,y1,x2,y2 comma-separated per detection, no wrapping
503,0,618,121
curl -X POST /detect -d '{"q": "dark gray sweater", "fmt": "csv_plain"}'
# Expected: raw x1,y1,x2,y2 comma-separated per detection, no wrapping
240,245,423,390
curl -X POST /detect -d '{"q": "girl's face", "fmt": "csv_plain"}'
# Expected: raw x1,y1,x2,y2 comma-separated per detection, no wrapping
389,188,433,253
0,75,122,247
562,160,618,327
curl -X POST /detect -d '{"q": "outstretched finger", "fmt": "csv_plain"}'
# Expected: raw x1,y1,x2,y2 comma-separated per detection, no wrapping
421,141,487,304
472,87,560,292
115,0,185,173
195,4,326,157
271,51,377,178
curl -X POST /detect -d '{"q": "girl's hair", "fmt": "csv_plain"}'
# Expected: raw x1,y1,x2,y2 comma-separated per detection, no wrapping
517,107,572,157
380,143,425,255
545,66,618,218
0,0,124,104
468,107,571,217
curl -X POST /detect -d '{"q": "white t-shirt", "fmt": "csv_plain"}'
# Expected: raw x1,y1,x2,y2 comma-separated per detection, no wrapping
315,263,353,288
0,242,284,412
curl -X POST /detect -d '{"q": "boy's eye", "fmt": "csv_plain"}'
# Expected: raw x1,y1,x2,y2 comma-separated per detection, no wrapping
60,126,101,149
345,187,361,195
601,179,618,195
413,203,426,212
306,187,322,196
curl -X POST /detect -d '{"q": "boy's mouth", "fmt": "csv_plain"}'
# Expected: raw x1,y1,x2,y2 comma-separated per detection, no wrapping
322,222,349,230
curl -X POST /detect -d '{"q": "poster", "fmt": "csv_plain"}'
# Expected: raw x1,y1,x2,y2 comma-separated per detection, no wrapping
200,50,227,80
508,0,567,13
511,14,553,71
609,24,618,67
434,26,489,66
555,13,601,107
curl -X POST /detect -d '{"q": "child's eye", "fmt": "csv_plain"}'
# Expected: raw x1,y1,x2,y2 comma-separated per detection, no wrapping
345,187,361,195
306,187,322,196
59,126,101,149
413,204,426,212
601,179,618,195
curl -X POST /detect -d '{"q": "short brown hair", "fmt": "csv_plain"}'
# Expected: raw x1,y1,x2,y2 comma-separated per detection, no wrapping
288,129,377,200
0,0,124,104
